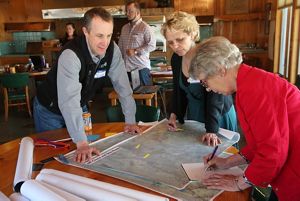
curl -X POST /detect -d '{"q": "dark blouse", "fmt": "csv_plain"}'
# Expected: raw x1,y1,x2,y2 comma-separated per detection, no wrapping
170,53,234,133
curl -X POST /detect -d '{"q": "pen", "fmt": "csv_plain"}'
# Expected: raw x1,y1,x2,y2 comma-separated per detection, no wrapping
207,145,219,162
204,145,219,172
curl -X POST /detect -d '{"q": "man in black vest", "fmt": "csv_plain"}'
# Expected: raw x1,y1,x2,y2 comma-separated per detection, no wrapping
33,7,140,163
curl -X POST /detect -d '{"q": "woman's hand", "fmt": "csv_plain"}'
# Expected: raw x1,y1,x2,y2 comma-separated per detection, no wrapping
202,133,222,146
75,141,100,163
203,155,229,170
168,113,177,131
203,174,245,192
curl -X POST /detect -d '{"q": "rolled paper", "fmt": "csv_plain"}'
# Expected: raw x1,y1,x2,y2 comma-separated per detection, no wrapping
39,169,169,201
36,173,137,201
9,193,30,201
13,137,34,192
41,182,86,201
20,180,66,201
0,191,10,201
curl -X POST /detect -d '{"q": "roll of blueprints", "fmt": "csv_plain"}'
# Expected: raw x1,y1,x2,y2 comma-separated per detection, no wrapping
9,193,29,201
13,137,34,191
20,180,66,201
36,173,137,201
0,191,10,201
39,169,168,201
41,182,86,201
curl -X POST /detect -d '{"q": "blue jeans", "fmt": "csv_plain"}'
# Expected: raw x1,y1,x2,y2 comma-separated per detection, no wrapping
33,97,65,133
127,68,153,86
139,68,153,86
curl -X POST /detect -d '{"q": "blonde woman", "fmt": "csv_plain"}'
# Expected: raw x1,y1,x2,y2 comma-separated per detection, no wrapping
161,11,237,146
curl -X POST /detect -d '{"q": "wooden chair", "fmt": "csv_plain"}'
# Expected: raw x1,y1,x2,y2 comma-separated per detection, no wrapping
0,73,32,121
105,104,160,123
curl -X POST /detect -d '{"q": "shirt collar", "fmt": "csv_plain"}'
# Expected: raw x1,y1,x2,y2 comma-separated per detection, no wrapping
130,18,142,27
86,37,105,63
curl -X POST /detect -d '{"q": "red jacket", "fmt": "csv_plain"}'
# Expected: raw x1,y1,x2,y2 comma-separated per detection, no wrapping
237,64,300,201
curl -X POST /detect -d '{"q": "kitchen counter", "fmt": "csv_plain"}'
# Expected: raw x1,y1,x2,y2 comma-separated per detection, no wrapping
0,53,42,57
0,54,29,65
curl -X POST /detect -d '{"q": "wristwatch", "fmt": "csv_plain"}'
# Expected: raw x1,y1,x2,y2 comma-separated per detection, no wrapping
134,50,138,55
243,174,253,186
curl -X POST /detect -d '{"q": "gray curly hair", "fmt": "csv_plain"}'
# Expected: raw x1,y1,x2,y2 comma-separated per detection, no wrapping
190,36,243,79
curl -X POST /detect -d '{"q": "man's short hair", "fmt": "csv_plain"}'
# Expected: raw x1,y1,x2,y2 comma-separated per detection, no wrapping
83,7,113,31
126,1,141,11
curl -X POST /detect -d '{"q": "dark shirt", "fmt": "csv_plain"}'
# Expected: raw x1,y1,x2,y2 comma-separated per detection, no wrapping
170,53,234,133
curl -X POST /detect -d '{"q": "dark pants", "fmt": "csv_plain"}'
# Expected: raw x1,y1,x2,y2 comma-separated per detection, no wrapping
127,68,153,86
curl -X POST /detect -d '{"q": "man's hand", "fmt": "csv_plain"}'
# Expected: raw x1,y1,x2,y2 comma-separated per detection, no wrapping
168,113,177,131
126,49,136,57
124,124,141,134
75,141,100,163
202,133,222,146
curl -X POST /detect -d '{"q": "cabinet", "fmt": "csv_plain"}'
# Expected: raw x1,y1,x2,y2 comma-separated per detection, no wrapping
174,0,214,16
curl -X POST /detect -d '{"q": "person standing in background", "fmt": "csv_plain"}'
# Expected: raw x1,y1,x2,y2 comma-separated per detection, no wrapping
34,7,140,163
118,1,156,86
161,11,237,146
60,22,78,46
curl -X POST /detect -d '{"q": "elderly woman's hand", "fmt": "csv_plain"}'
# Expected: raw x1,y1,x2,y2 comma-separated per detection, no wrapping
203,155,229,170
202,133,222,146
203,174,245,192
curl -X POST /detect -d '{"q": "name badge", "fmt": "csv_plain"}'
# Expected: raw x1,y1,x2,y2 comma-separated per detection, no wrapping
94,69,106,79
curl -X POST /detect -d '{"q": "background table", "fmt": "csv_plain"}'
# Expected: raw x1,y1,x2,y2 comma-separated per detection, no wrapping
108,90,158,107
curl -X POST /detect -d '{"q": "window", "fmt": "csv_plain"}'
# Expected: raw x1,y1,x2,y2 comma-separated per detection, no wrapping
274,0,300,83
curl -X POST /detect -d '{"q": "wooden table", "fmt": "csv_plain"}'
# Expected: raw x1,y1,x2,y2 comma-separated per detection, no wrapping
108,90,158,107
29,69,49,78
0,123,251,200
151,70,173,79
0,70,49,78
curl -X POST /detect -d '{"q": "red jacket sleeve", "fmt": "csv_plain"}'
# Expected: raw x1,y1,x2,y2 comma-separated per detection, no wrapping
237,70,289,187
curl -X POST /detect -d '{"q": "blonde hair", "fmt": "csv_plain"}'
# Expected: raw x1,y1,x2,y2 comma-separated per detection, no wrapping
190,36,243,79
161,11,199,42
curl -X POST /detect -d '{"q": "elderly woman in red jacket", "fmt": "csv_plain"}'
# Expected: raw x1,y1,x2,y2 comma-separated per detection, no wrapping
190,36,300,201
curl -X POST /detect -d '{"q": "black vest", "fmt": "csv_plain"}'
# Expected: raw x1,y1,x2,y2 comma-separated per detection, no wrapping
36,35,114,114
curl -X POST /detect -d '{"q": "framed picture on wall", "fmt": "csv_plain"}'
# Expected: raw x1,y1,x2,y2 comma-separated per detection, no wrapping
225,0,249,15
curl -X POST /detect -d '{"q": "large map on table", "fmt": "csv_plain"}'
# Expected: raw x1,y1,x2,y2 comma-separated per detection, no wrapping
60,119,240,201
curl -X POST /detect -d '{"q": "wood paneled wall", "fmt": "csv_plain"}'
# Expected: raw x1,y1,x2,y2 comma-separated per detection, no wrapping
0,0,278,49
213,0,277,48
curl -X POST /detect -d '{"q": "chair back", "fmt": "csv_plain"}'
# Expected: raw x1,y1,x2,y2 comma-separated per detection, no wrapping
1,73,29,88
105,106,125,122
135,104,160,122
106,105,160,122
